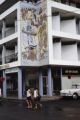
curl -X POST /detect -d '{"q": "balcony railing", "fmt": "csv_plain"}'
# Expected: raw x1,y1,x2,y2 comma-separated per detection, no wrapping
0,26,17,40
5,27,15,37
5,53,18,63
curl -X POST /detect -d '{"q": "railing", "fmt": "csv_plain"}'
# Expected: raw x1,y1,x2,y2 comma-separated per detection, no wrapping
5,53,18,63
5,27,15,37
0,26,17,40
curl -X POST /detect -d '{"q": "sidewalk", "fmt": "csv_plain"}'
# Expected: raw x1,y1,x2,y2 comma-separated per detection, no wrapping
2,95,61,102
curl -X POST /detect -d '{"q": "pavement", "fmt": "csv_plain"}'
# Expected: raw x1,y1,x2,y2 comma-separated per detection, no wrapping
2,95,61,102
41,95,61,101
0,97,80,120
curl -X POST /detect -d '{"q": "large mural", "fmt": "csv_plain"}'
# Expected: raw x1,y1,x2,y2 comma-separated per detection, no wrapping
20,0,48,65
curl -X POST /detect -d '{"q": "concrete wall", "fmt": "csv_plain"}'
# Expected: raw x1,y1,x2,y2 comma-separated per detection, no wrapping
78,46,80,61
62,43,78,61
76,20,80,34
60,19,76,34
52,15,60,31
53,42,61,59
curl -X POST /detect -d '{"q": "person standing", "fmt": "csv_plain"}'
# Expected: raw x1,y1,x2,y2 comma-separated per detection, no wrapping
26,87,32,108
34,88,42,109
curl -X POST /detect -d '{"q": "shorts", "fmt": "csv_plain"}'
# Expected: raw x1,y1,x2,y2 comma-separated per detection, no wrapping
27,96,31,101
34,96,41,102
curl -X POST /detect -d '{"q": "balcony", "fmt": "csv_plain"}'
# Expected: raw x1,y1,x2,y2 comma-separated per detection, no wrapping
0,10,17,40
5,27,15,37
0,25,17,40
5,53,18,63
52,0,80,8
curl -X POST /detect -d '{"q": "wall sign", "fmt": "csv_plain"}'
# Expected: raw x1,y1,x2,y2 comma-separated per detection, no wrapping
63,69,80,75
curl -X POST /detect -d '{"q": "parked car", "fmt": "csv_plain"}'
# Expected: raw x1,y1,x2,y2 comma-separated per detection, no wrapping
60,84,80,99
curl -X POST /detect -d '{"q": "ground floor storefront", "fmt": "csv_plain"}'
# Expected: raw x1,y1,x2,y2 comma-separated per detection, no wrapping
0,66,80,99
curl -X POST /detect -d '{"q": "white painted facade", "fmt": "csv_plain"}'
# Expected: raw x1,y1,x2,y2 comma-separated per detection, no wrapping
0,0,5,5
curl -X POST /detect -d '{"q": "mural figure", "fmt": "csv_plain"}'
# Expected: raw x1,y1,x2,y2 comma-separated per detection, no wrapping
37,7,48,60
21,0,48,62
21,8,37,60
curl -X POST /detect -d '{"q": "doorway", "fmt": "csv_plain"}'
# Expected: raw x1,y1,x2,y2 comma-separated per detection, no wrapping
43,76,47,95
52,68,61,95
28,79,39,89
6,73,18,97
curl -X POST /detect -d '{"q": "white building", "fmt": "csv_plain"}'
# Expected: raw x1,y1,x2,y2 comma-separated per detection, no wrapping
0,0,80,99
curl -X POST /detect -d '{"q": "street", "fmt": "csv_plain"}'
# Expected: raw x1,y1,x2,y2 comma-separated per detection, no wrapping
0,99,80,120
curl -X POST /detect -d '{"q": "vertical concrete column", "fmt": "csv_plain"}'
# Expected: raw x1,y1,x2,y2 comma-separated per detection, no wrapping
3,71,7,98
22,80,25,97
2,45,6,64
22,73,26,97
18,68,22,99
39,70,43,96
61,68,62,90
47,3,53,64
47,67,52,96
51,77,54,95
17,5,22,65
2,19,6,38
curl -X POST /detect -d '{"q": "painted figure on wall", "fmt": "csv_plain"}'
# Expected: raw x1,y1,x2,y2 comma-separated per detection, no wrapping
21,0,48,62
37,7,48,60
21,8,37,61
